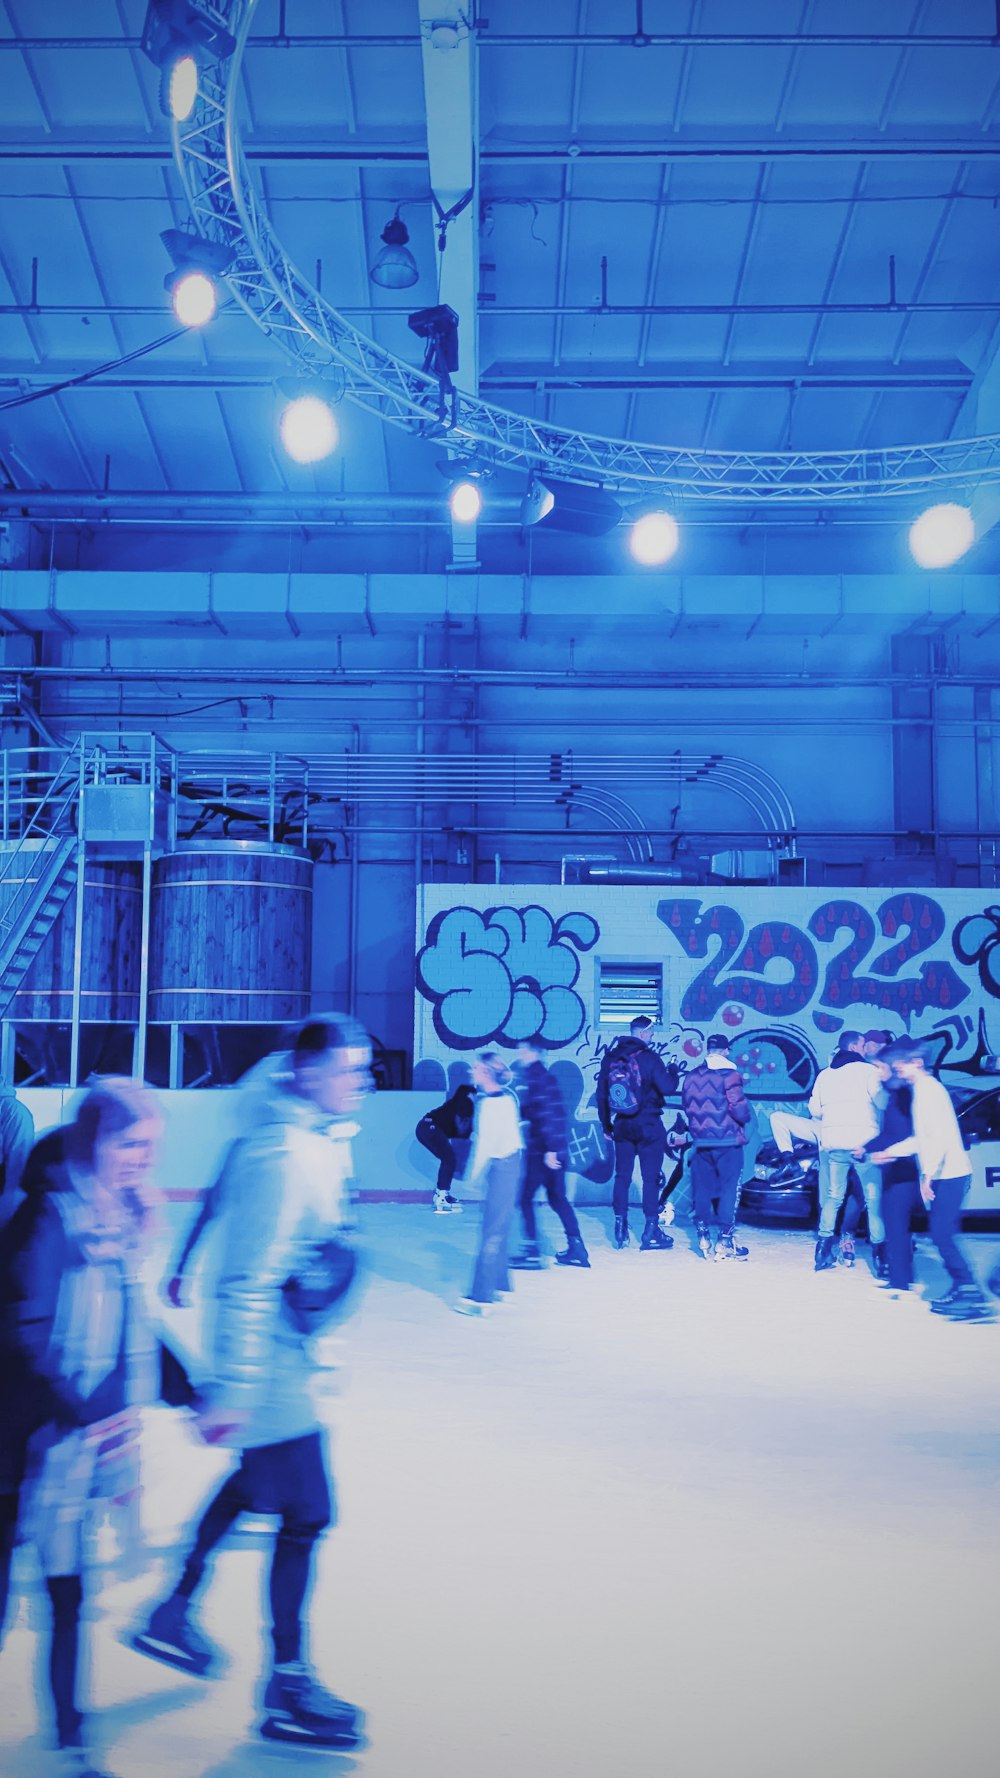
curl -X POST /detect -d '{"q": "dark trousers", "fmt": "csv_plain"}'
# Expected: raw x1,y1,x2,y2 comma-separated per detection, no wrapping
416,1118,456,1193
176,1430,333,1667
927,1174,974,1287
690,1145,744,1228
45,1573,84,1747
612,1125,666,1219
520,1148,580,1244
469,1152,522,1302
881,1164,921,1288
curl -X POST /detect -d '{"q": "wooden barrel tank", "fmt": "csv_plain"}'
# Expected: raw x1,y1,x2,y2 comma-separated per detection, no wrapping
0,844,143,1021
149,842,313,1024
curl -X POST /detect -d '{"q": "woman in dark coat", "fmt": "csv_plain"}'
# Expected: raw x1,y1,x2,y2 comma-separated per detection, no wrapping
415,1082,475,1212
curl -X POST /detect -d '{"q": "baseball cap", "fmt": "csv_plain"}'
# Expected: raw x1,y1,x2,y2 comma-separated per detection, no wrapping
706,1033,730,1052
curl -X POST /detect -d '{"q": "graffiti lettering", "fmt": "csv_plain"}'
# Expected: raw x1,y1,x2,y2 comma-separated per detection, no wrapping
808,896,967,1022
656,899,819,1021
416,903,599,1050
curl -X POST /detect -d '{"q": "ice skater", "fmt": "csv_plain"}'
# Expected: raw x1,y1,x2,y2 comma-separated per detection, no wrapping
808,1031,886,1275
133,1015,372,1748
856,1052,920,1297
872,1038,993,1321
681,1033,752,1259
596,1015,675,1252
509,1040,589,1270
0,1080,163,1778
453,1052,524,1316
414,1081,475,1213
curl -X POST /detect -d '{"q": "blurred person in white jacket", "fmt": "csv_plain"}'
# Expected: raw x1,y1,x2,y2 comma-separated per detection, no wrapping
873,1038,992,1322
808,1031,885,1274
454,1053,524,1317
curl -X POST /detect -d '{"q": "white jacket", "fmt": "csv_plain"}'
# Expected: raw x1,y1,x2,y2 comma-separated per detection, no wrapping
808,1057,882,1150
878,1072,969,1184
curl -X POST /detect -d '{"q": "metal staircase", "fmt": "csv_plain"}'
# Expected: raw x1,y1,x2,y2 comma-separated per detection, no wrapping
0,744,83,1019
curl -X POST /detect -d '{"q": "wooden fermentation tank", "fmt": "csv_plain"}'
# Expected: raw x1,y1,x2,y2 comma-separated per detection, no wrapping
0,844,143,1021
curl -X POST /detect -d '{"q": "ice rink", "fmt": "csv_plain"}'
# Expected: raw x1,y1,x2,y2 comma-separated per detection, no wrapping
1,1205,998,1778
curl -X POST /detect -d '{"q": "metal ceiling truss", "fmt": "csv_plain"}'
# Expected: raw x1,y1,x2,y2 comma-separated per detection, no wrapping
165,0,1000,507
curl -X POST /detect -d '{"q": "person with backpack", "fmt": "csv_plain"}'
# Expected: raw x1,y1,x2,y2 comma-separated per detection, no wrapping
681,1033,753,1260
0,1080,163,1778
596,1016,675,1252
414,1082,475,1214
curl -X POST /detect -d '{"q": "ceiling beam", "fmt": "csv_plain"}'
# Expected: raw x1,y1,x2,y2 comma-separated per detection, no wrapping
0,32,996,48
4,136,1000,164
3,300,998,320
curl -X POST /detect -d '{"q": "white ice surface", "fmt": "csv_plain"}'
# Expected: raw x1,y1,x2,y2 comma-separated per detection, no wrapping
1,1207,999,1778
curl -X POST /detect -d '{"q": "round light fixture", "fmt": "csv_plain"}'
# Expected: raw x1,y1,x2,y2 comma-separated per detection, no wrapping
279,394,339,464
170,269,218,327
450,479,482,523
908,502,975,569
167,53,199,120
370,214,419,290
629,510,680,566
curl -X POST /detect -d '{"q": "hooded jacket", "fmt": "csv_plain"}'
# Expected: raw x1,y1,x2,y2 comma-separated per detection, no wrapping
596,1036,675,1136
681,1054,752,1147
808,1050,882,1150
517,1059,569,1159
210,1081,358,1449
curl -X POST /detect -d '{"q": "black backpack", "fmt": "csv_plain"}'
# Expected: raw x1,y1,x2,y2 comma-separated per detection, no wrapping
605,1048,644,1117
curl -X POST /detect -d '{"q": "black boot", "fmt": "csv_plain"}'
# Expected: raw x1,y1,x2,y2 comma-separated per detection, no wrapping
716,1226,749,1261
931,1282,993,1320
614,1215,630,1249
260,1663,364,1748
814,1235,837,1271
871,1241,889,1281
640,1217,673,1251
555,1236,590,1267
131,1594,220,1677
509,1242,545,1270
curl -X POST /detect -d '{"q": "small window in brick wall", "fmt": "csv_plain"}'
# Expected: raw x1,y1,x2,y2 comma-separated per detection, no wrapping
598,961,663,1027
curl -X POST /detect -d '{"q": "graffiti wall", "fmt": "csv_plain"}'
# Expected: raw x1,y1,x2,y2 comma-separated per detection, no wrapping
413,886,1000,1211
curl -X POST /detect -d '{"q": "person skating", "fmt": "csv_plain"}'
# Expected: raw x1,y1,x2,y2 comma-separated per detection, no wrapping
510,1042,588,1269
133,1016,372,1748
873,1038,993,1321
808,1031,886,1274
454,1053,524,1315
1,1080,163,1778
596,1016,675,1252
838,1030,894,1266
856,1053,921,1297
681,1034,752,1260
415,1082,475,1213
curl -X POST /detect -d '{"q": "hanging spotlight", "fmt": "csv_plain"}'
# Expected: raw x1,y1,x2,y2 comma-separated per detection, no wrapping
629,510,680,566
370,212,419,290
279,393,339,464
450,479,483,523
161,228,234,327
908,502,975,569
520,475,556,527
141,1,235,118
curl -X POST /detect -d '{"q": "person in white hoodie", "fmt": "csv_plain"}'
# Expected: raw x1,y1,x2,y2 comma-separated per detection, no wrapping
872,1038,992,1321
454,1053,524,1317
809,1031,885,1274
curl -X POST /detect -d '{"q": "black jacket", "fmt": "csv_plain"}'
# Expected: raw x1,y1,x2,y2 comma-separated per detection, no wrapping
596,1037,676,1136
425,1086,475,1141
517,1059,569,1159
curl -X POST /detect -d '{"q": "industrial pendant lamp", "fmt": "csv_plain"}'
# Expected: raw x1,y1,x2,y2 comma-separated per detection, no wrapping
370,212,419,290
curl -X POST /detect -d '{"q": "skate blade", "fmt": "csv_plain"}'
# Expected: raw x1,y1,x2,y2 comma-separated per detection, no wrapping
260,1716,364,1750
129,1632,214,1678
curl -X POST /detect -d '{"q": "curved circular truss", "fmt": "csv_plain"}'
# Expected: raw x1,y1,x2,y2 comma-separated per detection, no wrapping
170,0,1000,507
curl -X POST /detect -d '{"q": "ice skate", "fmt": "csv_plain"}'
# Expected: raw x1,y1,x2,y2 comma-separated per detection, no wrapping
452,1297,492,1317
56,1749,117,1778
433,1189,462,1214
696,1222,714,1260
871,1241,889,1281
932,1283,994,1322
131,1595,220,1678
614,1215,631,1249
554,1236,590,1267
509,1242,545,1269
814,1235,837,1271
658,1198,676,1227
259,1663,364,1748
837,1233,856,1267
640,1216,673,1251
715,1227,748,1261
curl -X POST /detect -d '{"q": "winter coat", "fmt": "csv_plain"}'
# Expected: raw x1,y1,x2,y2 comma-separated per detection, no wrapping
596,1036,676,1136
517,1059,569,1159
424,1086,475,1141
210,1082,358,1449
876,1072,970,1184
681,1058,752,1147
808,1052,882,1150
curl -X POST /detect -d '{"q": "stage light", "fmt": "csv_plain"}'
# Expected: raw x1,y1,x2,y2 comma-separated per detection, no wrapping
279,394,339,464
169,269,217,327
450,479,482,523
908,502,975,569
520,476,555,527
629,510,680,566
161,228,233,327
370,213,419,290
167,53,198,119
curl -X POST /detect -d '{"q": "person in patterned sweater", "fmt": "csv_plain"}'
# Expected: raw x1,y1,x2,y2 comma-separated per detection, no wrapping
510,1043,589,1269
680,1033,752,1261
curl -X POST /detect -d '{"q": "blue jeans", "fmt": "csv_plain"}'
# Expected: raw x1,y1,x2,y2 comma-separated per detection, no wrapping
818,1149,884,1243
